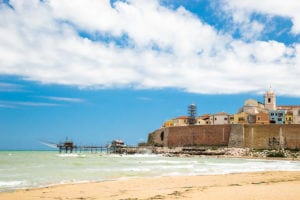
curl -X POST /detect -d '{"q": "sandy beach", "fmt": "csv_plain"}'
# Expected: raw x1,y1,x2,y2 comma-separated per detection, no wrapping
0,171,299,200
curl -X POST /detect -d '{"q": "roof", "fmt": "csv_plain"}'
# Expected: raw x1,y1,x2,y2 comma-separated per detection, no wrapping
244,99,258,107
286,111,293,115
277,105,300,109
197,114,210,120
175,116,189,119
198,114,210,117
213,112,229,116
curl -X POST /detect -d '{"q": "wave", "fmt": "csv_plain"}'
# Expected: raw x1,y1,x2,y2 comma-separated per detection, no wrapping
56,154,86,158
144,160,199,164
0,181,26,188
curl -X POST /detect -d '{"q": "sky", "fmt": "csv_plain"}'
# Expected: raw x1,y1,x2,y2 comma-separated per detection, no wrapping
1,0,300,150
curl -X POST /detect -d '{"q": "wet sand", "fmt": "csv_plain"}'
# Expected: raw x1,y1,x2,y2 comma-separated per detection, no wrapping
1,171,300,200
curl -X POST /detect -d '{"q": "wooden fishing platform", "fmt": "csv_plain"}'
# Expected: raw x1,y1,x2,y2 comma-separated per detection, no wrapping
56,139,133,154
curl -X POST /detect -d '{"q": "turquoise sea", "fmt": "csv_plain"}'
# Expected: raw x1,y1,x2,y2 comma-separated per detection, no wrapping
1,151,300,192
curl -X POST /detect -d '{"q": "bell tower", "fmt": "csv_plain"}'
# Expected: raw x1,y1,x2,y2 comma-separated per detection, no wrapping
264,87,276,110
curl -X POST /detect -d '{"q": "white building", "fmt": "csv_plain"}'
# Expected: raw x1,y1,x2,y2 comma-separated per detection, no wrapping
210,112,230,125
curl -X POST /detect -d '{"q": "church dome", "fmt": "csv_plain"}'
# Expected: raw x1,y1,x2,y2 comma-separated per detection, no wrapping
244,99,259,107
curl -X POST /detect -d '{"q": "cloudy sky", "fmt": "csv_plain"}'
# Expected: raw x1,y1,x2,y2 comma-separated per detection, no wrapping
1,0,300,149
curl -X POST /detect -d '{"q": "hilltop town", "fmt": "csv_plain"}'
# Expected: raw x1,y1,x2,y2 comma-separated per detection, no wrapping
162,87,300,128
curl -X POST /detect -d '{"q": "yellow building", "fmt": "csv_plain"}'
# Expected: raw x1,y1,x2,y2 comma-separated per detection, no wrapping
162,119,174,127
232,112,248,124
285,111,293,124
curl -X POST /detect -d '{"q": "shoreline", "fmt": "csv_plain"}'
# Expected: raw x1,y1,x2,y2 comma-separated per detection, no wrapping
1,171,300,200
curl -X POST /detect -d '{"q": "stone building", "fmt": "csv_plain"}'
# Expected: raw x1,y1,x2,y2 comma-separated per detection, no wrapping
255,111,269,124
209,112,230,125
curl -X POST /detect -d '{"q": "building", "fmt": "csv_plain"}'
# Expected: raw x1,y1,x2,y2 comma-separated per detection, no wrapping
210,112,230,125
173,116,189,126
161,87,299,128
285,111,293,124
196,114,210,125
236,87,300,124
277,106,300,124
231,112,248,124
269,110,286,124
243,99,265,114
247,114,257,124
162,119,174,128
255,111,269,124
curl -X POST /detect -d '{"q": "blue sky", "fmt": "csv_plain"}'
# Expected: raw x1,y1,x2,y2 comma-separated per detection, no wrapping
1,0,300,150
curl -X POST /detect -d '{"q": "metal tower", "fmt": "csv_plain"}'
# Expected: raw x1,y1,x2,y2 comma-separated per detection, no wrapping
188,103,197,125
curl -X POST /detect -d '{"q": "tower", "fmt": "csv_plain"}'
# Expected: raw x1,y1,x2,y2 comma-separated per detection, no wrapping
264,87,276,110
188,103,197,125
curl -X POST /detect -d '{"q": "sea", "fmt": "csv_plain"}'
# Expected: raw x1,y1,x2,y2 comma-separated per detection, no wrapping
1,151,300,192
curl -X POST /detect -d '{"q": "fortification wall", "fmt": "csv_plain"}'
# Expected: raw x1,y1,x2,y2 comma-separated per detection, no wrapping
243,124,300,149
148,124,300,149
150,125,231,147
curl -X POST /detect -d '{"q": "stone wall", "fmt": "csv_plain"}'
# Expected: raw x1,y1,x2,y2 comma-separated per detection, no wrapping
149,125,231,147
243,124,300,149
228,124,244,148
148,124,300,149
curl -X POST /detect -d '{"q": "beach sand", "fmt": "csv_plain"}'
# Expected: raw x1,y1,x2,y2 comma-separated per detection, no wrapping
1,171,300,200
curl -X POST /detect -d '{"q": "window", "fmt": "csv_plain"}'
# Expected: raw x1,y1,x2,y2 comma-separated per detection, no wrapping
215,118,217,120
224,117,228,120
268,98,271,103
278,118,282,121
257,117,261,121
271,113,274,116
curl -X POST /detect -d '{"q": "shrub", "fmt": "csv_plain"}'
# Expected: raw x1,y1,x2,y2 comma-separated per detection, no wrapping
266,150,285,158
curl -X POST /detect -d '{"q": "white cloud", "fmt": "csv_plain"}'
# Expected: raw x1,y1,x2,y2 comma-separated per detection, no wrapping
0,82,23,92
40,96,85,103
0,100,59,108
0,0,300,96
221,0,300,34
